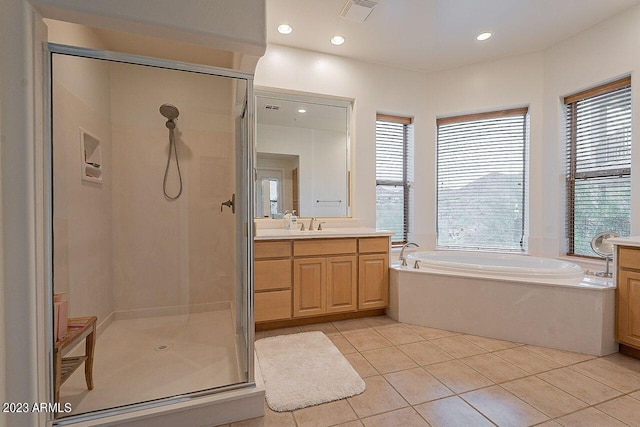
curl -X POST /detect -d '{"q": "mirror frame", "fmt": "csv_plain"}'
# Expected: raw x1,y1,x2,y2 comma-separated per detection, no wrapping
590,231,618,257
254,88,352,219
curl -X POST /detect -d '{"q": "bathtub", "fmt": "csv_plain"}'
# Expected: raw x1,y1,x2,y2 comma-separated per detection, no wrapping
388,251,617,356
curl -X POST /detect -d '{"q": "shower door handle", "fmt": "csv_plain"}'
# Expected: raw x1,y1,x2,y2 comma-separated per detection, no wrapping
220,193,235,214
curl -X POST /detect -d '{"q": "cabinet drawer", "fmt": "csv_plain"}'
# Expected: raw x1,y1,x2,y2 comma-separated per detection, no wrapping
619,247,640,270
255,259,291,291
255,241,291,259
359,237,389,254
294,239,357,257
255,290,291,322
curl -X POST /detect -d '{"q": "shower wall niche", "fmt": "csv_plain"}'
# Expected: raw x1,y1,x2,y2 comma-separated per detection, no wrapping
80,129,102,183
50,46,252,419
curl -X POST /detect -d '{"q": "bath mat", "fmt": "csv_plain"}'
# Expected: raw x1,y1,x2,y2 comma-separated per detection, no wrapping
255,331,365,412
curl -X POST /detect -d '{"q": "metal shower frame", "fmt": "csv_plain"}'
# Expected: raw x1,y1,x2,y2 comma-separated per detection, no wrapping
44,42,256,425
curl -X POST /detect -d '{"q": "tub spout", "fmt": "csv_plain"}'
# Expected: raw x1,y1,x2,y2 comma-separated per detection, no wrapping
400,242,419,266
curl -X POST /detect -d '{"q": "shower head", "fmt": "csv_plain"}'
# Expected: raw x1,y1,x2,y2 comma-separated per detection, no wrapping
159,103,179,120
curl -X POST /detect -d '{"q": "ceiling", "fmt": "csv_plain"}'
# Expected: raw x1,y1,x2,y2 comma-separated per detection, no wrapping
266,0,640,72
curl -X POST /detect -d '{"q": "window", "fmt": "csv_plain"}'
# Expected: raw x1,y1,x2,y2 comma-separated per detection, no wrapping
376,114,413,244
565,77,631,257
437,108,528,252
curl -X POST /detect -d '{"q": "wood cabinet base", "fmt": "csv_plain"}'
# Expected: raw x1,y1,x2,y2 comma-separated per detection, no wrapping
620,343,640,360
254,237,389,326
616,246,640,356
255,308,386,331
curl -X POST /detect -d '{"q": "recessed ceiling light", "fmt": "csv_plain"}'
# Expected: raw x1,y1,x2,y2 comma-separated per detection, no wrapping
277,24,293,35
298,109,307,113
476,32,492,41
330,35,346,46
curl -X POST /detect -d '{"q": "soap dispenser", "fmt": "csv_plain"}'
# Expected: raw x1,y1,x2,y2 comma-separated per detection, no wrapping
283,211,291,230
290,210,298,230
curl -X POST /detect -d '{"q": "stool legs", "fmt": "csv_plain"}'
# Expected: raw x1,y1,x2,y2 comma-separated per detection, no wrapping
84,328,96,390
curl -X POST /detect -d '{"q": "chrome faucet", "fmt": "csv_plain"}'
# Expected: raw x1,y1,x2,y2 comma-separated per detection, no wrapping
399,242,419,266
309,217,317,231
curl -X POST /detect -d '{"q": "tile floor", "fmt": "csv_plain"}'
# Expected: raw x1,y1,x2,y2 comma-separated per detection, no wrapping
231,316,640,427
61,310,243,416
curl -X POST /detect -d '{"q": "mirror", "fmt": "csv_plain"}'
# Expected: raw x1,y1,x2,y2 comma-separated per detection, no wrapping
590,231,618,277
590,231,617,257
255,91,350,218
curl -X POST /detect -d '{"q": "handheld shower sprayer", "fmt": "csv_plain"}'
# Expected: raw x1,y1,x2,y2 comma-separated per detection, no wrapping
160,103,179,124
159,104,182,200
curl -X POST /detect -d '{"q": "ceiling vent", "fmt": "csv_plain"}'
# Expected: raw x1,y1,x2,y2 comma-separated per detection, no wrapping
265,105,280,110
339,0,377,23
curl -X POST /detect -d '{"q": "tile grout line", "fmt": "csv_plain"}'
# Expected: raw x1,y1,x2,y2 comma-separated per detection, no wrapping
361,325,638,426
256,319,640,427
341,325,513,426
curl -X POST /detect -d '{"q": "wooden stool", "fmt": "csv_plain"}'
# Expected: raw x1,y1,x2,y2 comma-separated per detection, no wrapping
54,316,97,405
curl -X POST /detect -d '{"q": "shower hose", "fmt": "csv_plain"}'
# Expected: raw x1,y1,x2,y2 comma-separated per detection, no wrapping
163,126,183,200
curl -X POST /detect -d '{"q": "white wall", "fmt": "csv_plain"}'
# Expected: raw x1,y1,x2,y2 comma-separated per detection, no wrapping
542,5,640,254
0,1,265,424
0,2,45,425
255,44,429,229
45,18,237,70
52,53,114,324
256,4,640,258
422,52,545,252
110,62,237,313
421,6,640,257
31,0,266,57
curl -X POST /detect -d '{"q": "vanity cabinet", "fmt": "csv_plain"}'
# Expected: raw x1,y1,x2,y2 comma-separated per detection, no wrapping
358,237,390,309
254,241,292,322
358,254,389,309
293,258,326,317
616,246,640,355
293,255,358,317
292,238,358,317
254,236,389,328
327,256,358,313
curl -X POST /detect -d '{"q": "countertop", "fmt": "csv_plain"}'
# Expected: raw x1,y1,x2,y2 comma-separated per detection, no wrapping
607,236,640,248
254,227,394,240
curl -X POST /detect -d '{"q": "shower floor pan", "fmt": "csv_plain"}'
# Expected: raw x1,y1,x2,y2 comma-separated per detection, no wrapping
59,309,244,416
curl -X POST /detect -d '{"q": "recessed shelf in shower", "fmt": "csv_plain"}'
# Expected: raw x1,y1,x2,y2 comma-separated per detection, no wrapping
80,128,102,184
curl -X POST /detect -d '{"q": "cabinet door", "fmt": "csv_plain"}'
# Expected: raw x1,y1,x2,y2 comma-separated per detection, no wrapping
358,253,389,310
617,269,640,348
326,256,357,314
293,258,326,317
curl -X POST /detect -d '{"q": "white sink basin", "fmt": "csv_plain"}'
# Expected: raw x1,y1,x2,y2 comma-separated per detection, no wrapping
254,227,394,240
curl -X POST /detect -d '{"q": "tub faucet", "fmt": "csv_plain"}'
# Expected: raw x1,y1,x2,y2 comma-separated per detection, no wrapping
399,242,419,266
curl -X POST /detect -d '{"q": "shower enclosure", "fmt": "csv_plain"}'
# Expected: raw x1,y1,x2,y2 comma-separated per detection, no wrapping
46,44,254,421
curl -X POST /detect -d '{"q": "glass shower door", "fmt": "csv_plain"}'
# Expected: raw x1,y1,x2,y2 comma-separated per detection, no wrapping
49,45,253,420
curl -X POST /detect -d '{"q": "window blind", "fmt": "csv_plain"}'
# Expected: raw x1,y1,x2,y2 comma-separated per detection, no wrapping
376,114,413,244
437,108,528,252
565,77,631,257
